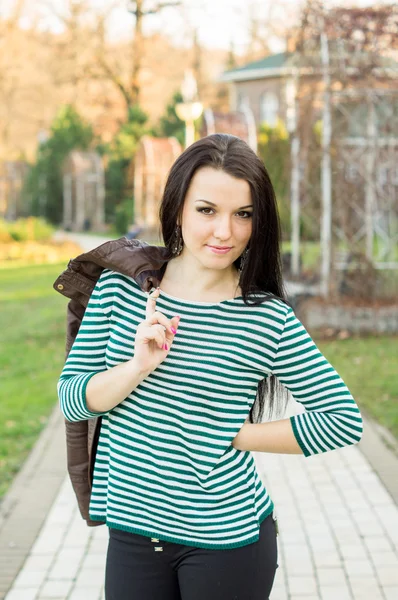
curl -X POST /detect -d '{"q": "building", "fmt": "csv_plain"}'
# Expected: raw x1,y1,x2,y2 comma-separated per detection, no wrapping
219,52,295,129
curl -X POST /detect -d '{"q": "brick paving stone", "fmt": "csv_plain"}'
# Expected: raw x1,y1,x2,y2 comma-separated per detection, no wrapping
339,544,368,560
384,587,398,600
349,593,383,600
376,565,398,587
74,568,105,588
79,553,107,571
287,575,318,596
344,558,377,575
39,580,73,598
47,561,81,582
269,567,287,600
316,567,348,587
85,538,108,556
91,526,108,540
348,576,384,599
348,584,384,600
10,554,53,591
11,569,46,589
370,550,398,567
5,590,38,600
67,587,103,600
363,535,395,553
313,551,342,568
373,506,398,546
47,547,85,580
290,597,319,600
283,560,315,578
30,525,67,556
348,575,380,588
320,586,352,600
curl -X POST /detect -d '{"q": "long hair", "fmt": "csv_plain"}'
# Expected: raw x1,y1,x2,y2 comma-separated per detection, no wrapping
158,133,291,423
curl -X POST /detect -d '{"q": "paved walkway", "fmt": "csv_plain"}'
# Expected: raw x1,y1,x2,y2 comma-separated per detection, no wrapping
3,399,398,600
52,231,118,252
52,230,160,253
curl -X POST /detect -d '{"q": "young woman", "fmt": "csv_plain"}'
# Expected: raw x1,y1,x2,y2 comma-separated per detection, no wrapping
57,134,363,600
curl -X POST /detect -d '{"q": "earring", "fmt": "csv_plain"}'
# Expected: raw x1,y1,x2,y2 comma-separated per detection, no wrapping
171,224,183,256
238,247,249,274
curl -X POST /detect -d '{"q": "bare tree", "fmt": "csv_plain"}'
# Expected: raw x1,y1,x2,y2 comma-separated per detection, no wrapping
245,2,271,62
127,1,181,106
291,0,398,297
39,0,101,103
92,0,181,117
0,0,28,155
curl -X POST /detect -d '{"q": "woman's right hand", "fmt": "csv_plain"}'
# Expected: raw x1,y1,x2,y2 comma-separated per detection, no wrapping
132,287,180,375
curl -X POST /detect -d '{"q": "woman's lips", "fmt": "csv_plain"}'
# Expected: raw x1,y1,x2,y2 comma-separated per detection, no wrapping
206,245,232,254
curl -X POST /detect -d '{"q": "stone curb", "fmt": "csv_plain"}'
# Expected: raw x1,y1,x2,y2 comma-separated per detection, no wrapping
358,413,398,504
0,404,66,600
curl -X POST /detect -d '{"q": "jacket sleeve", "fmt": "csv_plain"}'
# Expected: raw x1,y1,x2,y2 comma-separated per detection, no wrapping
57,271,111,423
271,305,363,457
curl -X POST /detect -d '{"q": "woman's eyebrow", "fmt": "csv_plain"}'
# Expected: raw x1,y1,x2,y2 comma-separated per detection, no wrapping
195,199,253,210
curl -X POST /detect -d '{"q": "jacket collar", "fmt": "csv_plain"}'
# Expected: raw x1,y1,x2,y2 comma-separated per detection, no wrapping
54,237,171,303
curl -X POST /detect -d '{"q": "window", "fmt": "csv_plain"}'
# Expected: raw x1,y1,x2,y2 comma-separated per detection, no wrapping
237,94,250,111
260,92,279,127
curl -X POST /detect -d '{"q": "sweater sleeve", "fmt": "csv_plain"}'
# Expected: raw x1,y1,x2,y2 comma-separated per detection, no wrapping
271,305,363,457
57,271,111,423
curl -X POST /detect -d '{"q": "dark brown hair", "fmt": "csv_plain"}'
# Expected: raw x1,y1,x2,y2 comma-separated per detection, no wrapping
158,133,290,422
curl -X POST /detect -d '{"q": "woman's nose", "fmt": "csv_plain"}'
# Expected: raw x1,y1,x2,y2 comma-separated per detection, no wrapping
213,218,233,240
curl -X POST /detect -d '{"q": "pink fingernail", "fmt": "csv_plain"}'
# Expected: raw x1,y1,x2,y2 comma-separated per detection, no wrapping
171,327,177,334
164,343,169,350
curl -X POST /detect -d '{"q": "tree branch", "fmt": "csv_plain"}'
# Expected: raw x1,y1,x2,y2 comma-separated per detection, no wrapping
127,1,181,17
96,55,132,108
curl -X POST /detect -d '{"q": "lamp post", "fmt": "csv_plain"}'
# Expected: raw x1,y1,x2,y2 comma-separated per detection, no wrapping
286,71,301,277
37,129,49,218
175,69,203,149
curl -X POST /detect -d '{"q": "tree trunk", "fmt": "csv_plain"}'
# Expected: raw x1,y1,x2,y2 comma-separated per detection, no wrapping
130,0,144,107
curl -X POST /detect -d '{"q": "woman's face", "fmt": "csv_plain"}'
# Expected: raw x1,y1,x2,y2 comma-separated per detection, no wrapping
179,166,253,270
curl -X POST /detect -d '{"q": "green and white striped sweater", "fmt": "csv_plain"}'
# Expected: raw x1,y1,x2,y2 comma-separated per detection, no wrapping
57,269,363,549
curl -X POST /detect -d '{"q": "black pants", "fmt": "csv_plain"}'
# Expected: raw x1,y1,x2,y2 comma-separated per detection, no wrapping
105,512,278,600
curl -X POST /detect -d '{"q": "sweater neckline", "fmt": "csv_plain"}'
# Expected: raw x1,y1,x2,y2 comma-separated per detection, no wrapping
151,286,244,306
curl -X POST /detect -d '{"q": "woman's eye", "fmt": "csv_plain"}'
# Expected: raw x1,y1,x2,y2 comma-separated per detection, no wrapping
197,208,252,219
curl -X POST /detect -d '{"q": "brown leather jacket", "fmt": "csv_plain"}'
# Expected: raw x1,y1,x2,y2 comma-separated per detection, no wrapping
53,237,171,526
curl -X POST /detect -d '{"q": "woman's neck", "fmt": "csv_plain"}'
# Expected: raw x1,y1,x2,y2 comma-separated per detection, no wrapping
160,255,241,301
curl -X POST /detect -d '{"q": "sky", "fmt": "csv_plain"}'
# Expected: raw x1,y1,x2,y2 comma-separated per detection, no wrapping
1,0,393,55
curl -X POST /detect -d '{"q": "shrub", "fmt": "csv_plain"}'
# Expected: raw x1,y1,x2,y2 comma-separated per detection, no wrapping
23,105,95,225
257,120,291,239
114,198,134,235
0,217,55,242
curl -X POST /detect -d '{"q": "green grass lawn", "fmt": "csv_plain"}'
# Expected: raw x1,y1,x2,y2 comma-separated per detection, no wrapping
0,262,397,501
317,336,398,440
0,262,68,499
315,335,398,439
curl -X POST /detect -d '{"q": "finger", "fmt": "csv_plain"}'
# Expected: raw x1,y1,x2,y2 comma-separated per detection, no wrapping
145,287,160,320
140,325,165,350
147,310,177,336
152,324,167,349
155,331,165,349
164,315,181,346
